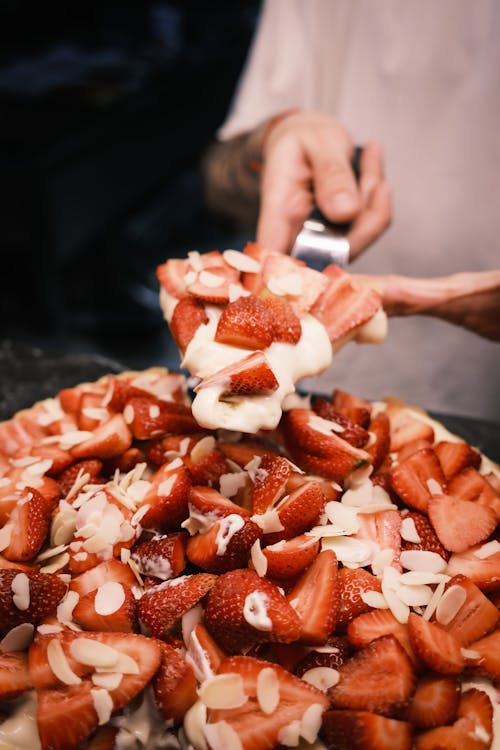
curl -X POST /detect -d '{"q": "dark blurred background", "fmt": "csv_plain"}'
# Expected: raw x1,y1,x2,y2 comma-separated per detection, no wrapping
0,0,260,371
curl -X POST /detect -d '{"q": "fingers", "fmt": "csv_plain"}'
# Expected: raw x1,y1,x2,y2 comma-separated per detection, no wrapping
347,180,392,260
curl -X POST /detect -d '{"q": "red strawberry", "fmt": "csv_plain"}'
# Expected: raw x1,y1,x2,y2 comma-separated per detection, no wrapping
311,264,382,342
287,549,339,644
214,295,274,349
337,567,383,631
434,574,499,645
204,568,302,653
145,433,202,467
427,492,497,553
294,635,351,676
400,511,449,561
261,295,302,343
390,448,446,514
72,582,138,633
320,710,413,750
346,610,416,668
0,651,33,700
195,351,279,398
365,412,391,471
328,635,416,718
170,296,208,351
71,414,132,460
466,629,500,680
182,443,230,488
218,437,280,467
407,672,461,729
259,534,320,583
407,612,465,675
15,444,74,477
185,517,262,573
353,509,402,571
37,682,100,750
0,414,47,457
448,467,500,520
187,484,250,520
386,406,435,453
435,440,481,481
153,642,197,725
69,559,137,597
331,389,372,428
138,573,217,638
2,487,50,561
123,397,198,440
455,688,493,748
207,655,329,750
261,251,328,314
186,265,239,304
264,480,325,544
57,459,103,496
0,569,67,631
312,398,370,448
397,438,435,463
131,532,187,581
157,257,190,298
76,392,111,432
250,454,294,514
139,461,191,531
186,621,226,678
81,726,119,750
446,544,500,592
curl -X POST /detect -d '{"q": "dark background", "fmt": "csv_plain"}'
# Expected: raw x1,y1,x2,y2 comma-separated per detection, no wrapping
0,0,260,371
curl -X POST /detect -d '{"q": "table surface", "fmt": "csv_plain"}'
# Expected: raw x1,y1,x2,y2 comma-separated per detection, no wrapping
1,341,499,464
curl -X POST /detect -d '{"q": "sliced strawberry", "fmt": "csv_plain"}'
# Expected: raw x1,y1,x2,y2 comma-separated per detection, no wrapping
69,559,137,597
145,433,202,467
204,568,302,653
71,414,132,460
186,621,227,678
15,443,74,477
261,295,302,344
0,651,33,700
466,629,500,680
400,511,449,562
187,484,249,520
182,443,230,488
427,492,497,553
207,654,329,749
250,454,294,515
218,437,280,467
328,635,416,718
337,567,383,631
455,687,493,745
390,448,446,514
138,573,217,638
170,296,208,351
259,534,320,583
446,544,500,592
195,351,279,398
434,574,499,645
81,726,119,750
37,682,100,750
346,610,416,668
311,264,382,342
397,438,434,464
312,398,370,448
153,642,197,725
57,459,103,496
320,710,413,750
294,635,351,676
435,440,481,481
156,257,190,298
287,549,339,644
413,722,478,750
264,480,326,544
131,532,187,581
0,414,47,457
261,251,328,314
331,389,372,428
448,467,500,520
407,612,465,675
185,516,261,573
0,569,66,631
386,406,435,453
139,461,191,531
76,392,112,432
214,294,274,349
284,409,370,482
2,487,50,561
407,672,460,729
365,412,391,471
72,582,138,633
123,397,199,440
103,446,144,475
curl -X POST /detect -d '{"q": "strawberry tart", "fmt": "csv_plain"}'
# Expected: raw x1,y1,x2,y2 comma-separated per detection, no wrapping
0,354,498,749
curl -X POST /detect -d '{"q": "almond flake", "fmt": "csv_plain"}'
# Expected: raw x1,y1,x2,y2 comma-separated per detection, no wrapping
187,251,203,270
223,249,261,273
184,270,198,286
91,672,122,690
277,719,301,747
123,404,135,424
36,544,69,562
461,648,481,660
308,414,345,435
382,567,410,624
400,550,447,574
257,667,280,714
320,536,372,566
204,721,243,750
158,475,176,497
435,584,467,625
473,540,500,559
0,623,34,653
228,283,250,302
250,539,268,578
11,573,30,611
426,478,443,495
58,430,94,451
301,666,340,691
182,603,203,648
0,523,13,551
422,578,447,621
399,571,449,586
70,638,120,668
198,270,224,288
323,501,359,535
199,673,247,710
267,272,303,296
300,703,324,743
360,590,388,609
251,509,284,534
219,471,247,499
187,625,215,684
184,701,208,750
371,548,395,577
95,581,125,616
47,638,82,685
396,582,433,607
401,517,421,543
91,688,113,725
190,436,216,464
40,552,70,575
56,590,80,624
37,624,63,635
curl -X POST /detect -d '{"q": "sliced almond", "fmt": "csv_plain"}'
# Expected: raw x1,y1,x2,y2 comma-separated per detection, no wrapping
400,550,447,574
69,638,121,668
301,667,340,691
91,688,113,725
300,702,324,743
47,638,81,685
204,721,243,750
435,584,467,626
257,667,280,714
250,539,268,578
95,582,125,616
223,249,261,273
199,673,247,710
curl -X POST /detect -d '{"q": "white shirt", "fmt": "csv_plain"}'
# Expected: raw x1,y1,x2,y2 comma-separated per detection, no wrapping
219,0,500,421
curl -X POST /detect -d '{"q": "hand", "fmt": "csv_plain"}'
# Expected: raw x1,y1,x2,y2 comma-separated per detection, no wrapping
256,111,392,258
355,271,500,341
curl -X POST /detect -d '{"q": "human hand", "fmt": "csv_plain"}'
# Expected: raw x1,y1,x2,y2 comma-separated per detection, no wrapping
355,271,500,341
256,111,392,259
